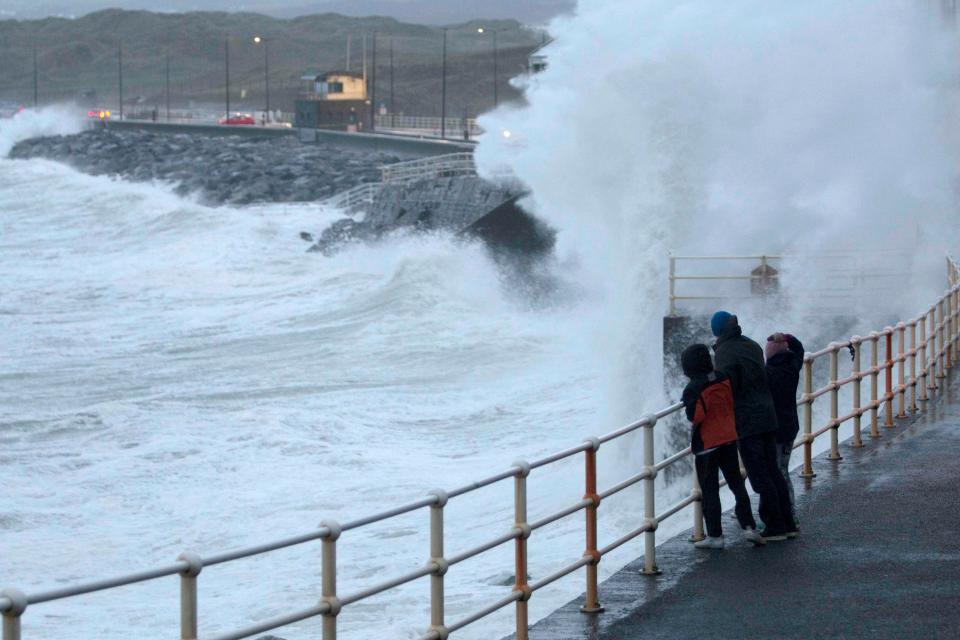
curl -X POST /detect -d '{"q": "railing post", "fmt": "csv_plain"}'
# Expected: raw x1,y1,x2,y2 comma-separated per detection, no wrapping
511,461,532,639
828,346,842,460
884,329,895,428
668,256,677,316
952,289,958,365
929,308,939,391
580,439,604,614
918,314,929,404
426,490,449,640
937,299,947,379
690,464,705,542
954,288,960,361
177,553,203,640
869,332,880,438
801,356,816,477
320,520,343,640
896,323,907,418
851,337,863,448
641,416,661,575
946,292,953,370
909,321,918,412
1,590,26,640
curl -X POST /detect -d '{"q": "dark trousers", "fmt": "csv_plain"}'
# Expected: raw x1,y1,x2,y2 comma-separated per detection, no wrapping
695,441,757,538
738,431,795,535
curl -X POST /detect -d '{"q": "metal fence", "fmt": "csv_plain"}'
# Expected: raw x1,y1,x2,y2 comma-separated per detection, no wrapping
667,253,913,316
321,182,381,213
380,153,477,184
320,153,479,214
2,256,959,640
375,116,483,138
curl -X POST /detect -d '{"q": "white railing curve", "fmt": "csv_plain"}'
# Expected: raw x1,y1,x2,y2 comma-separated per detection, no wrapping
2,256,959,640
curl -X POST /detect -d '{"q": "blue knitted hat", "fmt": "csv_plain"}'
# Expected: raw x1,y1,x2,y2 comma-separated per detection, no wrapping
710,310,733,337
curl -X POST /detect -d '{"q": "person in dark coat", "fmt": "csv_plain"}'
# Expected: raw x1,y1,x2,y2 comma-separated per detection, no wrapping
765,332,805,521
711,311,797,540
680,344,761,548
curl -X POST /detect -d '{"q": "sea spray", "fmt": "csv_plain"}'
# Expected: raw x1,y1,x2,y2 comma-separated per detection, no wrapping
0,104,84,157
477,0,959,425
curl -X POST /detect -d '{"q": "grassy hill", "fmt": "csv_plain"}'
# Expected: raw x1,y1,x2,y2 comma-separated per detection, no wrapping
0,9,546,117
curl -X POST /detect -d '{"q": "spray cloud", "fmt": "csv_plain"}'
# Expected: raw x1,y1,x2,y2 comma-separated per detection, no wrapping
477,0,959,422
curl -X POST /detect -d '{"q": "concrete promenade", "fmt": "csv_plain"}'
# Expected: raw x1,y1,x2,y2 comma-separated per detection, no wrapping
522,373,960,640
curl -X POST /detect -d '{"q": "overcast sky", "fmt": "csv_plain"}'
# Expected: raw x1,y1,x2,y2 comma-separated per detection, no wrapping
0,0,575,25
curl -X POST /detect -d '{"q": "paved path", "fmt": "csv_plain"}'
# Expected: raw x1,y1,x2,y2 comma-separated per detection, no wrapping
521,374,960,640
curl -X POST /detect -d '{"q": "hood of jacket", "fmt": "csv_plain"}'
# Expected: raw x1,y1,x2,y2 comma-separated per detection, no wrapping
713,322,743,350
681,344,714,378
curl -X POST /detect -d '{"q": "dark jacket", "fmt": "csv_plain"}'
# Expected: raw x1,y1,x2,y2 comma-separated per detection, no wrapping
766,335,805,444
680,344,739,454
712,324,778,438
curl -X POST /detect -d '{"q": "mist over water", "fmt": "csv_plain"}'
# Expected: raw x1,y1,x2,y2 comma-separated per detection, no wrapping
3,1,960,639
478,0,960,418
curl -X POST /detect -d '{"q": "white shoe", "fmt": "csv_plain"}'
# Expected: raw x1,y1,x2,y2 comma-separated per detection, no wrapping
743,527,766,546
694,536,724,550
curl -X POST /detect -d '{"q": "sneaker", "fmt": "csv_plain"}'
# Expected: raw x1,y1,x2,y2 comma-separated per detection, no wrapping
693,536,724,550
759,528,788,542
743,527,766,546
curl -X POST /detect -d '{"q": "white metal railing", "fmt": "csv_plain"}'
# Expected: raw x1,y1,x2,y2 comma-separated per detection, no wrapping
321,182,381,213
2,256,958,640
380,153,477,184
667,253,913,316
375,115,483,138
320,153,479,213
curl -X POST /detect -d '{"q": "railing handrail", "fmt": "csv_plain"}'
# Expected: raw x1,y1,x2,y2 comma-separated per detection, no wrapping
667,252,916,315
3,255,958,640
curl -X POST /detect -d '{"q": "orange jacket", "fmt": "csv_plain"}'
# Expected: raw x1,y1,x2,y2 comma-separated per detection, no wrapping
692,378,739,451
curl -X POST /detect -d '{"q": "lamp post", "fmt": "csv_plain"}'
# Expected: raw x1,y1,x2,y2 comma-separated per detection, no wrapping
253,36,269,119
389,36,395,128
117,41,123,120
440,28,447,139
477,27,499,109
32,43,38,108
165,48,171,121
224,37,230,122
369,31,377,132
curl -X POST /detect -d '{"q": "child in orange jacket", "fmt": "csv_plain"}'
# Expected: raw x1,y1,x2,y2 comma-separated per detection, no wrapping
681,344,763,548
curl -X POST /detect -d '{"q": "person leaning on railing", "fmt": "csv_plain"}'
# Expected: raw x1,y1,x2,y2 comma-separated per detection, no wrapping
710,311,798,542
680,344,764,549
764,332,805,526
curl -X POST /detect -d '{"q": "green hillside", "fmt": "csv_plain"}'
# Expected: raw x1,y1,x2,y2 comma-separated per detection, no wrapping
0,9,545,117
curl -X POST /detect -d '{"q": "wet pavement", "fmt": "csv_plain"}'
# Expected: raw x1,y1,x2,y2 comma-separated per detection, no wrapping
517,373,960,640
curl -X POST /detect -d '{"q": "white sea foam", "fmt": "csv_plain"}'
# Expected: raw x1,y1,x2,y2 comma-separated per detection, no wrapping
0,104,84,157
3,2,960,639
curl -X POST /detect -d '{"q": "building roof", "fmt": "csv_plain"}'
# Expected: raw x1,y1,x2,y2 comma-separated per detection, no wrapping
301,70,366,81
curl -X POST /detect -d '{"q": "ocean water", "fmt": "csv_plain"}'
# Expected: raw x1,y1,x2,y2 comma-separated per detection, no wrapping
4,2,959,638
0,110,679,640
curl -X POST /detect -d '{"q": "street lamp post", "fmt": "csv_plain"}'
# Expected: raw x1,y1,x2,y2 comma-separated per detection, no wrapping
224,38,230,122
389,36,395,128
370,31,377,132
477,27,499,109
253,36,269,119
441,28,447,139
117,41,123,120
32,43,38,108
165,49,171,121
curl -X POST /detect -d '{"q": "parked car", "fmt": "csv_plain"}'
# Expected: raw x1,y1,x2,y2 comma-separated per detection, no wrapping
219,113,255,125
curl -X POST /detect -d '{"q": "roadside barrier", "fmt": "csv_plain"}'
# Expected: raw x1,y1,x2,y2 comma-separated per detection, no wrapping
3,256,958,640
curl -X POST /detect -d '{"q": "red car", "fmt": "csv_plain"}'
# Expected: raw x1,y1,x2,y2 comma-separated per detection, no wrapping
219,113,255,125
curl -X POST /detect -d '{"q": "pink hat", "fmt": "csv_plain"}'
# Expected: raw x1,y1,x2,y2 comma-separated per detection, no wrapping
765,333,789,360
